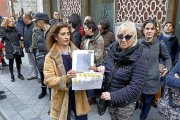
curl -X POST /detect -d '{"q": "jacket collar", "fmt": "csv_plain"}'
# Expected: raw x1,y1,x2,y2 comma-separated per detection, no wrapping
109,42,142,63
82,30,100,42
48,42,77,75
49,42,77,59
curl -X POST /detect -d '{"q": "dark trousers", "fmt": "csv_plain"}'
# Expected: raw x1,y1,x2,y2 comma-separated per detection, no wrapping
9,56,22,77
39,71,46,88
67,88,87,120
140,94,155,119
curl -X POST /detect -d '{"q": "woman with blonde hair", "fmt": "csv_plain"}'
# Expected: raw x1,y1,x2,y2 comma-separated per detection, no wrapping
0,18,24,82
44,23,90,120
91,21,146,120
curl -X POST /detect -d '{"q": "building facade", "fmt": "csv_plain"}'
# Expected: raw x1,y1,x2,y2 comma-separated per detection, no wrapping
3,0,180,40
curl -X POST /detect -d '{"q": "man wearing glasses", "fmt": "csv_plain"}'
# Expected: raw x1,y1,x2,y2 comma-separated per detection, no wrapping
50,11,63,26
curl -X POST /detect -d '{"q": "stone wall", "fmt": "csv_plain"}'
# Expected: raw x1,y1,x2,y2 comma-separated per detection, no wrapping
13,0,37,16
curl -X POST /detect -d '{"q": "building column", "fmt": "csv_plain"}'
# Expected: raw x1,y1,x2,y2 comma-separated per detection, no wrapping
37,0,43,12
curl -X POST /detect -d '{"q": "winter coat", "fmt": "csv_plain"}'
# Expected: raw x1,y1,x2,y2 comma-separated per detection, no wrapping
166,60,180,88
16,17,24,36
139,37,172,94
0,41,4,63
81,30,104,65
50,18,63,26
35,28,50,72
72,29,81,49
29,27,43,52
102,41,146,107
44,42,91,120
24,22,35,53
0,27,22,59
101,30,115,57
159,34,180,65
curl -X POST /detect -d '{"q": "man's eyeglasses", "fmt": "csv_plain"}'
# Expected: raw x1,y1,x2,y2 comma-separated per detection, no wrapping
117,34,133,41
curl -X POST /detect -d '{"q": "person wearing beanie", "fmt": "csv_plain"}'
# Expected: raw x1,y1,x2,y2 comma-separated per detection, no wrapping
34,12,51,99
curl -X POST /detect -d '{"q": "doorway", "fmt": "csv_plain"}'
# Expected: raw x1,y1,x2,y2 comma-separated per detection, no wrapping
90,0,114,31
175,0,180,43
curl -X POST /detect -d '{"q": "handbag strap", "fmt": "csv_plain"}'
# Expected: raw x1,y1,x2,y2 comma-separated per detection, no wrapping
6,34,14,47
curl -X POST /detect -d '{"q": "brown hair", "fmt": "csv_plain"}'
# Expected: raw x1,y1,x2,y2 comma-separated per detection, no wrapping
46,23,73,50
23,13,32,20
1,18,15,28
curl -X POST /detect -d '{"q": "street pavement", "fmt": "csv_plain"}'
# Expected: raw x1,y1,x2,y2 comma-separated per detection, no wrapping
0,54,165,120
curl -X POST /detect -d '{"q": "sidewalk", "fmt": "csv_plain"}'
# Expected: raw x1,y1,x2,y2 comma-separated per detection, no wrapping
0,54,165,120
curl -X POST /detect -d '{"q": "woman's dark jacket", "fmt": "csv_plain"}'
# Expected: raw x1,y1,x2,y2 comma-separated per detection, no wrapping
0,27,22,59
72,29,81,49
159,34,179,65
139,37,172,94
102,41,146,107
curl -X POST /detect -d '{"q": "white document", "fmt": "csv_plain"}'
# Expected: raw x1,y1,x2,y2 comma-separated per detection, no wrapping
72,50,94,72
72,50,103,90
72,72,104,90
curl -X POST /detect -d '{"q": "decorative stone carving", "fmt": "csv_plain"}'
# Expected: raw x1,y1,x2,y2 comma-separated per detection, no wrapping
116,0,168,24
61,0,81,17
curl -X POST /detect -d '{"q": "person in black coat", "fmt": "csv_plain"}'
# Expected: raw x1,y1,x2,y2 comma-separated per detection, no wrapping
0,18,24,82
68,13,82,49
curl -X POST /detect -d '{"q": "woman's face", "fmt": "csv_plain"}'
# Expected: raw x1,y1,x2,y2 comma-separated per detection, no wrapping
143,23,156,39
56,27,70,47
10,17,15,24
84,26,93,36
97,24,103,32
163,23,173,33
118,30,134,50
8,18,14,27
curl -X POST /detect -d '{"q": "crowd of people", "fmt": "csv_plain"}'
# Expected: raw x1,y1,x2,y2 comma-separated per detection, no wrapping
0,10,180,120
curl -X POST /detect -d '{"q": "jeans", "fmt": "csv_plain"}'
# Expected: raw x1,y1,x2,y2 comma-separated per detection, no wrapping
140,94,155,119
67,88,87,120
27,53,38,77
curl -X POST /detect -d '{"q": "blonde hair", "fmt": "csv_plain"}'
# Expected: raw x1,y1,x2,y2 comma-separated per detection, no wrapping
1,18,15,28
118,21,138,47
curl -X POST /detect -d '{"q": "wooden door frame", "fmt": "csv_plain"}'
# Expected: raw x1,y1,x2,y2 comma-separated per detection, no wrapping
172,0,178,28
86,0,90,16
